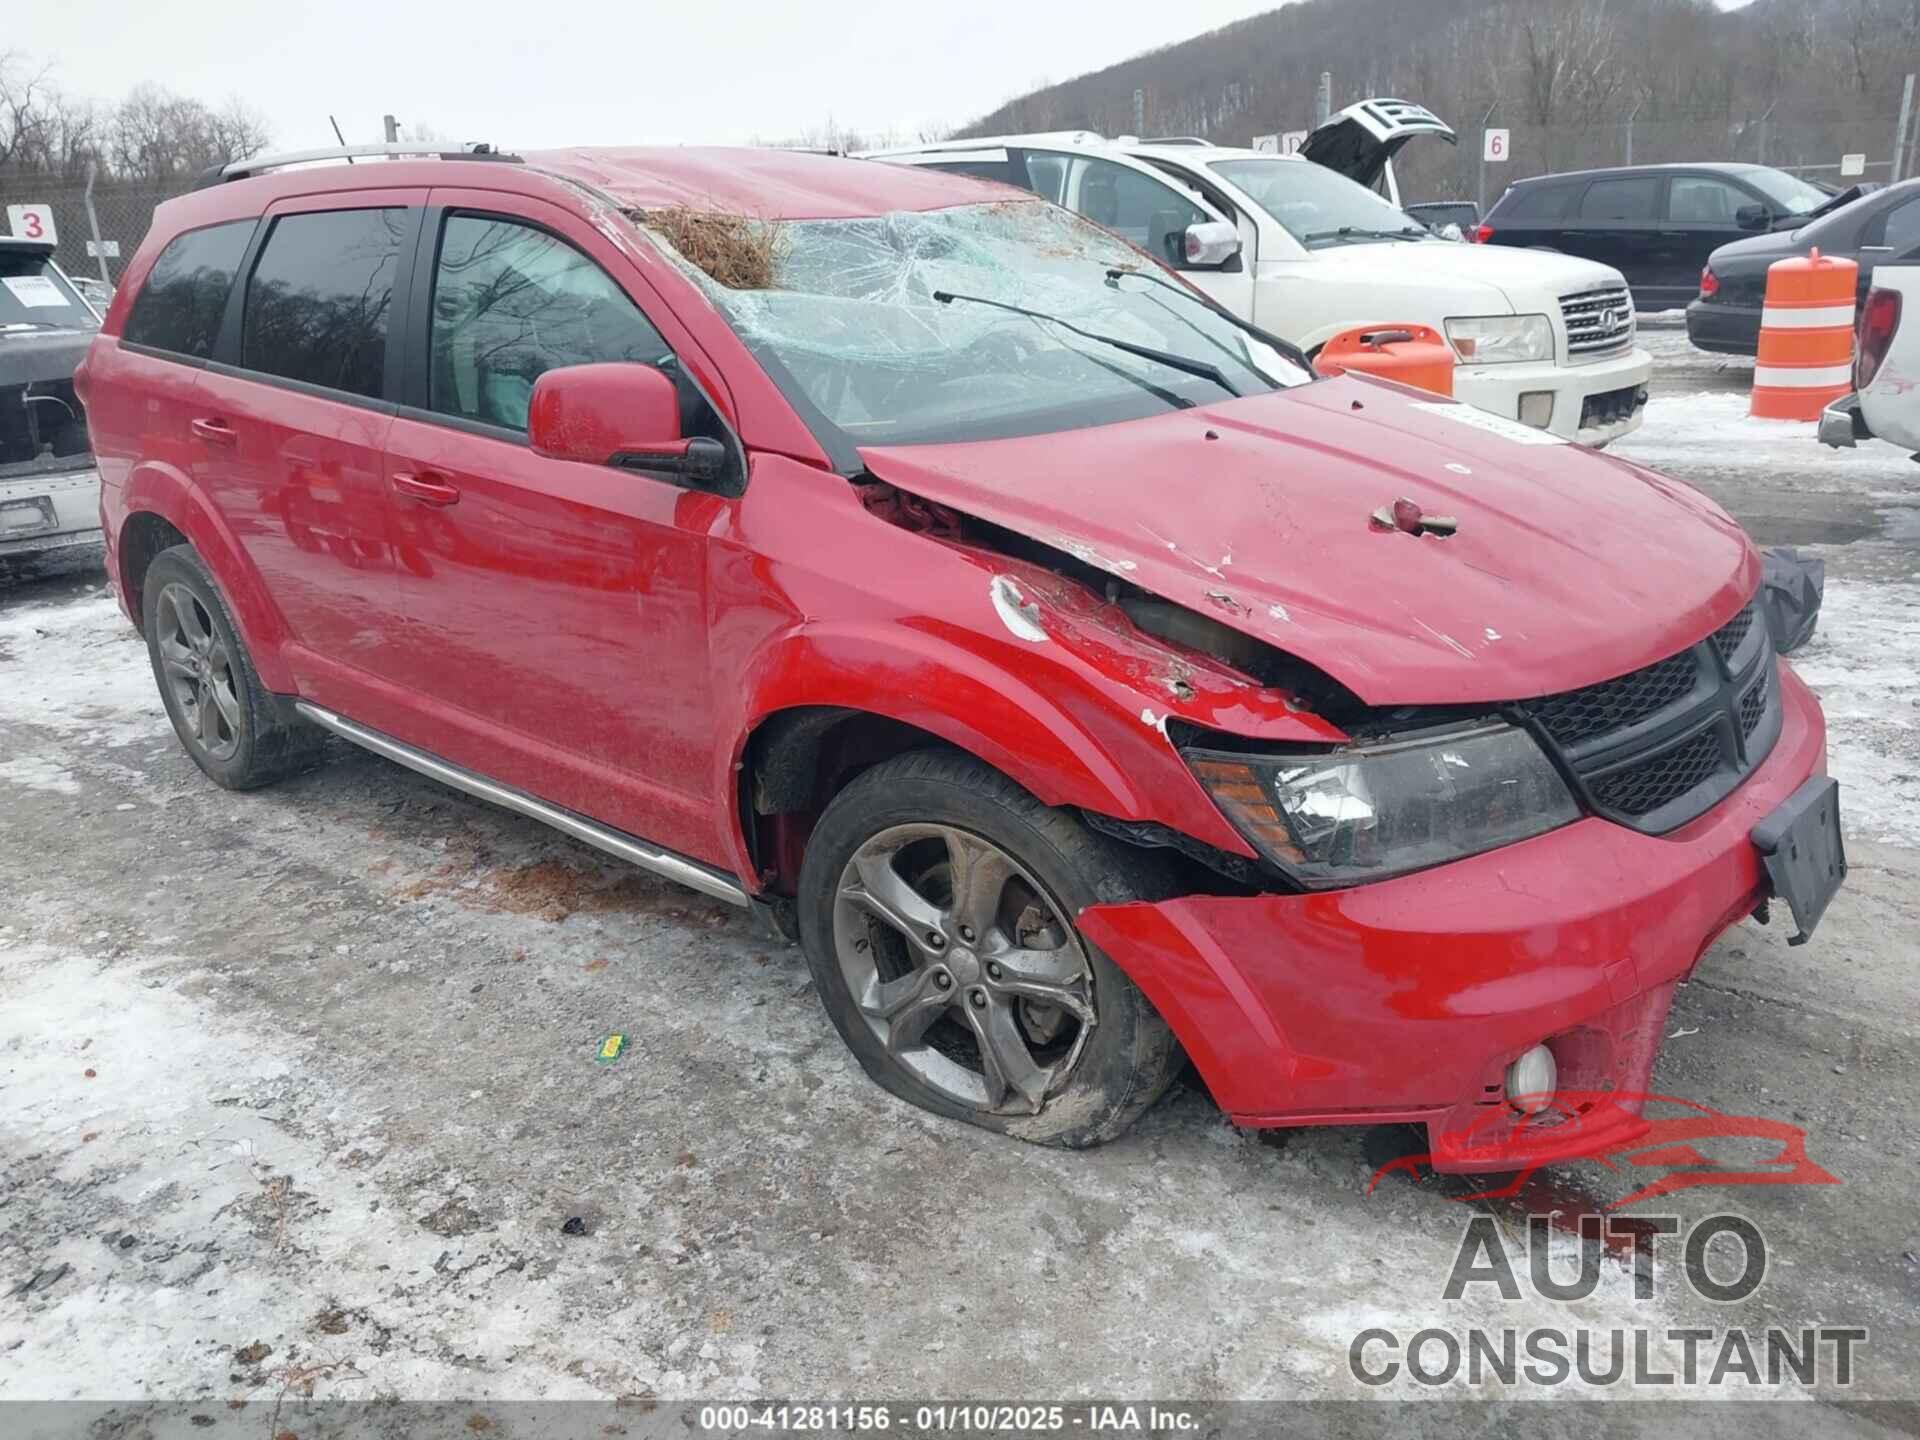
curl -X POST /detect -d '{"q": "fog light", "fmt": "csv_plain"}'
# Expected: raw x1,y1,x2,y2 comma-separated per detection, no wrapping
1505,1044,1557,1115
1518,391,1555,429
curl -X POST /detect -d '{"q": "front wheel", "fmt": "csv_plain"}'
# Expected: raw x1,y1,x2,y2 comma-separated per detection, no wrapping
796,751,1183,1148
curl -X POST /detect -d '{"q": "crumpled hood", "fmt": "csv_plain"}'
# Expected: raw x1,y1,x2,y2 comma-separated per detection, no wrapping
859,375,1757,706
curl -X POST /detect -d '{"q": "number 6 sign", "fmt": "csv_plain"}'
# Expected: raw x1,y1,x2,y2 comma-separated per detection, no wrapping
1483,129,1510,164
7,204,57,244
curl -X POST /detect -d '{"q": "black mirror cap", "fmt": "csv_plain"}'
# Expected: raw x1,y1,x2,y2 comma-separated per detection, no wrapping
1736,203,1772,231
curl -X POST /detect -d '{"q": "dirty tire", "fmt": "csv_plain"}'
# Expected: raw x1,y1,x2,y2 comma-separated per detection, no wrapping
797,749,1184,1149
142,544,321,790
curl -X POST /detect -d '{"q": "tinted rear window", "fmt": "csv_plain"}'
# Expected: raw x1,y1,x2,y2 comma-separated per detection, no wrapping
242,208,410,399
1499,183,1573,222
1578,177,1660,222
123,220,255,358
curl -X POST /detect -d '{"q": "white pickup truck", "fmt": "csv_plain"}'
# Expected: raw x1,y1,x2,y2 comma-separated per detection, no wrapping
1821,269,1920,455
868,106,1653,446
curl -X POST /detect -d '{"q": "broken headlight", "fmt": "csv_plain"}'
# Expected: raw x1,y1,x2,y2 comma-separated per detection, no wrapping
1444,313,1554,365
1184,722,1580,888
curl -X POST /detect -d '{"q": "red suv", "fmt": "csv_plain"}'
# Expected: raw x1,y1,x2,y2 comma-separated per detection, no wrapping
78,144,1844,1168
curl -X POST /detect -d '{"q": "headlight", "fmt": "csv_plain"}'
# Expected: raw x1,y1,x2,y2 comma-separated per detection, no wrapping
1444,313,1555,365
1185,722,1580,888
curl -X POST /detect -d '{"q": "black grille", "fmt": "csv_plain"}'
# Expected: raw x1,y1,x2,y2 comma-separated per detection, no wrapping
1579,384,1646,430
1591,729,1723,816
1739,666,1769,736
1530,651,1699,745
1518,598,1780,833
1712,603,1756,665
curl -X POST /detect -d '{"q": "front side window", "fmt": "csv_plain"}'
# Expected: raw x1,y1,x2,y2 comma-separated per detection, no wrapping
1207,157,1426,248
124,221,255,356
1578,178,1659,222
428,215,673,432
242,208,408,399
1877,196,1920,254
1041,154,1208,265
1667,177,1752,225
649,199,1308,449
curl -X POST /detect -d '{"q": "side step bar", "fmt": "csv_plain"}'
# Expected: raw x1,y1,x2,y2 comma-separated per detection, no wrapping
293,702,750,908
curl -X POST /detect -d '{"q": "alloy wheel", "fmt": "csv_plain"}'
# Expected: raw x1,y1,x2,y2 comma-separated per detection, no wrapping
155,583,244,763
831,823,1096,1115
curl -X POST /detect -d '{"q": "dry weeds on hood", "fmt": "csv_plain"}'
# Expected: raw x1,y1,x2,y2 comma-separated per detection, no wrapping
634,207,788,290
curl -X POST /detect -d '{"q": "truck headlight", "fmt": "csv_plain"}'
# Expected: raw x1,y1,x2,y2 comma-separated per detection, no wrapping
1184,722,1580,888
1444,314,1555,365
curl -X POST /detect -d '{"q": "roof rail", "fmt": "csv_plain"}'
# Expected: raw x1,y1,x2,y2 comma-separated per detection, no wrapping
1138,136,1210,146
197,142,523,189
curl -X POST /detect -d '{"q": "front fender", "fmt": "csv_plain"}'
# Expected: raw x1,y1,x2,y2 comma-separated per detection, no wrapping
121,459,296,692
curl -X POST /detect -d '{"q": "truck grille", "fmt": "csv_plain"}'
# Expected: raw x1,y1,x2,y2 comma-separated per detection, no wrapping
1561,286,1635,358
1517,600,1781,832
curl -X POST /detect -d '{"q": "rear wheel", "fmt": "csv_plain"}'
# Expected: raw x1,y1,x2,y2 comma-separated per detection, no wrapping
797,750,1182,1148
143,545,320,790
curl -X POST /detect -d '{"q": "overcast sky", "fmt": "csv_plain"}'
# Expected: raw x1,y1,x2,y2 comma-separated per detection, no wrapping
9,0,1297,153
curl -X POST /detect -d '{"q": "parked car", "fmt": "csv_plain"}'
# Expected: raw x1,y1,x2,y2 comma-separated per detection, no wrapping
1692,178,1920,356
1479,163,1835,311
82,143,1842,1171
1,237,100,560
1821,273,1919,453
868,133,1652,445
1405,200,1479,238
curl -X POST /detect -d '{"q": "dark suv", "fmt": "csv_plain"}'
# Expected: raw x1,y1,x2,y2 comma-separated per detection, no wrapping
1478,163,1833,310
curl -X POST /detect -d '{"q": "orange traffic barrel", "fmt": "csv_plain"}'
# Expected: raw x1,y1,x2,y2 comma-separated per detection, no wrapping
1751,248,1857,420
1315,324,1455,397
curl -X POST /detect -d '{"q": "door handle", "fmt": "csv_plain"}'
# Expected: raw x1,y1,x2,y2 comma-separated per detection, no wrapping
190,417,237,446
391,471,461,507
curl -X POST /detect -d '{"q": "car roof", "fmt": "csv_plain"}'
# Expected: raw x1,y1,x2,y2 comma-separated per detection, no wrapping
1127,143,1288,165
1511,162,1773,187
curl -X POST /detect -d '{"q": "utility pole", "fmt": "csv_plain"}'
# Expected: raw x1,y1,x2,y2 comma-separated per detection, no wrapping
1133,88,1144,137
1756,102,1775,167
383,114,400,144
1624,101,1641,167
1893,75,1914,183
1314,72,1332,129
82,161,110,285
1477,100,1499,217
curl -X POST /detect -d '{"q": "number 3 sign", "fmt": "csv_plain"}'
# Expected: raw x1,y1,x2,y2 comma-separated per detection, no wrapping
7,204,57,244
1483,129,1510,163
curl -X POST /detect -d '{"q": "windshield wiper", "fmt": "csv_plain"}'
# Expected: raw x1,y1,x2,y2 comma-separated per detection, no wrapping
1303,225,1428,244
932,289,1239,398
1103,266,1316,379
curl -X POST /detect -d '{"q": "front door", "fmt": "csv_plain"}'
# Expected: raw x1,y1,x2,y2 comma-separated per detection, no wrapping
373,195,734,866
1565,174,1665,305
1660,174,1760,307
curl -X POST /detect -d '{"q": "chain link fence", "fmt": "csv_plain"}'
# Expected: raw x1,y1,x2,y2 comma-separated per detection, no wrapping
1383,110,1916,211
0,172,196,290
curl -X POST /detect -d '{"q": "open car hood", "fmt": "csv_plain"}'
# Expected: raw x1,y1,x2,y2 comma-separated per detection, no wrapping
857,376,1757,708
1299,98,1456,192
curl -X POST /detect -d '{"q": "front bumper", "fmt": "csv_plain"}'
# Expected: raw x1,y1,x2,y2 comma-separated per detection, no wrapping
1686,299,1762,356
1077,661,1829,1174
1451,344,1653,446
0,464,102,557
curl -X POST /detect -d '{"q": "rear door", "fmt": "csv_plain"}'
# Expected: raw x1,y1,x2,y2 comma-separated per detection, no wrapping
194,193,423,705
1565,175,1665,303
372,191,738,864
1661,173,1765,306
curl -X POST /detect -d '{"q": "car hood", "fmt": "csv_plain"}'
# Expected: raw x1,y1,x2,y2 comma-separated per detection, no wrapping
1708,227,1806,270
858,375,1756,707
1305,240,1626,311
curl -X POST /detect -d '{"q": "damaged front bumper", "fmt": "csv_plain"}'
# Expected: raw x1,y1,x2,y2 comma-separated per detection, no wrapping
1076,660,1828,1174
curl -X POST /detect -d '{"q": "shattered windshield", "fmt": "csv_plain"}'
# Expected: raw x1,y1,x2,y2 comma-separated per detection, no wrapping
641,200,1309,448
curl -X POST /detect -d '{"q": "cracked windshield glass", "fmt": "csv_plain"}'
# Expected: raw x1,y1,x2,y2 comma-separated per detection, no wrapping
652,199,1309,446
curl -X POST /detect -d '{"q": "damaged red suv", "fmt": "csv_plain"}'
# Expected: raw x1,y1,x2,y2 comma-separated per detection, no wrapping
79,144,1845,1169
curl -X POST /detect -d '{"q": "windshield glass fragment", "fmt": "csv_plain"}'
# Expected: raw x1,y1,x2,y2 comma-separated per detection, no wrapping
636,200,1309,447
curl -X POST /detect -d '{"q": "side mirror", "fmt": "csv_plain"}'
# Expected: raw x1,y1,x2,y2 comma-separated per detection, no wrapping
1438,222,1465,242
1182,220,1242,268
527,362,726,483
1735,203,1771,231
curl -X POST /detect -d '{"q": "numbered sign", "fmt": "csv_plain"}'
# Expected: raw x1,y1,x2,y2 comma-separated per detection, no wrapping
1251,134,1280,154
1482,129,1510,164
1281,129,1309,155
85,239,120,258
1841,153,1866,178
6,204,57,244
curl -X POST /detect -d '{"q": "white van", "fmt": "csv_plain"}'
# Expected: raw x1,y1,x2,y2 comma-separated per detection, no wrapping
868,122,1653,446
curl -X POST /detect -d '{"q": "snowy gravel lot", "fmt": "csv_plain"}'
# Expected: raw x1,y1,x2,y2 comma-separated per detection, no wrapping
3,333,1918,1431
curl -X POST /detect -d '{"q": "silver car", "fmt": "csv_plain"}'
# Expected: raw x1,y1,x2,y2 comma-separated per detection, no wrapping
1,238,99,559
